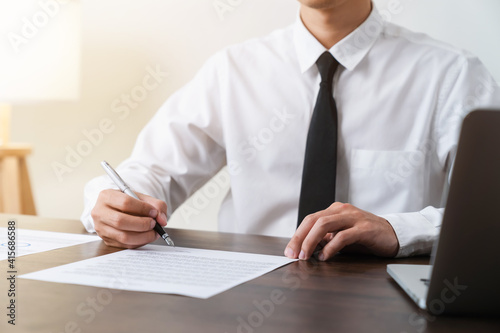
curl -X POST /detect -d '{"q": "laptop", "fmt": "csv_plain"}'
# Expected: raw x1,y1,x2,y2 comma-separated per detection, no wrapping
387,109,500,316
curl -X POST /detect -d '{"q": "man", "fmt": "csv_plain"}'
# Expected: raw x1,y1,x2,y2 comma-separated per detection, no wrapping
81,0,500,260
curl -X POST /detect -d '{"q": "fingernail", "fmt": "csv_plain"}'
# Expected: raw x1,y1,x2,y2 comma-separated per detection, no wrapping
284,248,294,258
318,253,325,261
160,212,168,226
149,209,158,218
299,250,306,260
150,220,156,229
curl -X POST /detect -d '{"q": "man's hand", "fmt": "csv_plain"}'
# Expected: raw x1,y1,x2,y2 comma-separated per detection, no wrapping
284,202,399,261
91,189,168,249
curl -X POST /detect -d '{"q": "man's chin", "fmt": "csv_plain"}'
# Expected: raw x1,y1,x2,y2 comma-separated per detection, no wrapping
297,0,351,10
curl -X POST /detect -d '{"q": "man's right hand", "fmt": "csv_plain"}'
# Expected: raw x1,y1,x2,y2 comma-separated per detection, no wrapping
91,189,168,248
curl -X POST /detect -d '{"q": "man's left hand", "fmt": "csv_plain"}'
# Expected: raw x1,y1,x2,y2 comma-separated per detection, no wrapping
284,202,399,261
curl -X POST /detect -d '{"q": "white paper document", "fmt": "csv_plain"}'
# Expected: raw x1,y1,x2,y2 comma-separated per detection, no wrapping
20,245,296,299
0,228,101,261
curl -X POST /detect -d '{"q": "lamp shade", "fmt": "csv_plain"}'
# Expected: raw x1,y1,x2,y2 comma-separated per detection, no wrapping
0,0,80,103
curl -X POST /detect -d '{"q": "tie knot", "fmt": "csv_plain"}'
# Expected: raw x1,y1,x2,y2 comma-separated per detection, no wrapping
316,51,339,86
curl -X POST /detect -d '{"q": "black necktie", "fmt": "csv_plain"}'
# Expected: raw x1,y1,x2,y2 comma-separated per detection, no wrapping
297,51,339,227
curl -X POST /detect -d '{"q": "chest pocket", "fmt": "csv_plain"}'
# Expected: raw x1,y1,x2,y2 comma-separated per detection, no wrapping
348,149,425,214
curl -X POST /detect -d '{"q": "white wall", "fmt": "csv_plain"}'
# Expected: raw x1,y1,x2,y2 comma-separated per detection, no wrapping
374,0,500,81
10,0,500,231
11,0,299,231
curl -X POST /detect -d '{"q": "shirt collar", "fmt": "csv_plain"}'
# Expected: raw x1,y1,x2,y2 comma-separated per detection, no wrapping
293,6,385,73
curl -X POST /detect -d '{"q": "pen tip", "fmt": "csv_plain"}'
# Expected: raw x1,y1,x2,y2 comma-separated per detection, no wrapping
165,237,175,247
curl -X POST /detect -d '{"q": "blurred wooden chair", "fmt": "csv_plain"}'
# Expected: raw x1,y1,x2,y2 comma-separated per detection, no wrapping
0,144,36,215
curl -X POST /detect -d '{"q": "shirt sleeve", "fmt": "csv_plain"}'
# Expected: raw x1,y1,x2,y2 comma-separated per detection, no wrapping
80,53,227,233
382,54,500,258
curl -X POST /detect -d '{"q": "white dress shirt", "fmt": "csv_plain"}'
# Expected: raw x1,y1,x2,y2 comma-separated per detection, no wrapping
81,7,500,257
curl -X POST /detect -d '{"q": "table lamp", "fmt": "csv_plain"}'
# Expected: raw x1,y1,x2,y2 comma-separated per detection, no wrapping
0,0,80,214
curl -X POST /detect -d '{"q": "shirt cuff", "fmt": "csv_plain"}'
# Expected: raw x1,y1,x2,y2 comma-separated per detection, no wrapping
380,208,441,258
80,175,117,233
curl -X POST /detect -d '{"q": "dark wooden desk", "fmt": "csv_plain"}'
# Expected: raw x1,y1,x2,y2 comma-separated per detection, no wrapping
1,214,499,333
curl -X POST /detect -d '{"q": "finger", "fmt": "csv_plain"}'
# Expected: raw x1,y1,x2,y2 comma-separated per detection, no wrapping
96,223,159,248
323,232,335,242
300,214,353,259
317,228,360,261
102,190,159,219
285,210,326,259
311,233,337,260
100,233,160,249
137,193,168,227
318,233,335,248
284,202,347,259
101,210,157,232
325,201,346,213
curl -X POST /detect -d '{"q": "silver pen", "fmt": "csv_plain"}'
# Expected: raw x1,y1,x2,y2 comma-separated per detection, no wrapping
100,160,175,246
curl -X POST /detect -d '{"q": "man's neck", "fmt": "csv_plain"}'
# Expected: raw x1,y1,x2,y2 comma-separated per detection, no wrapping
300,0,372,49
